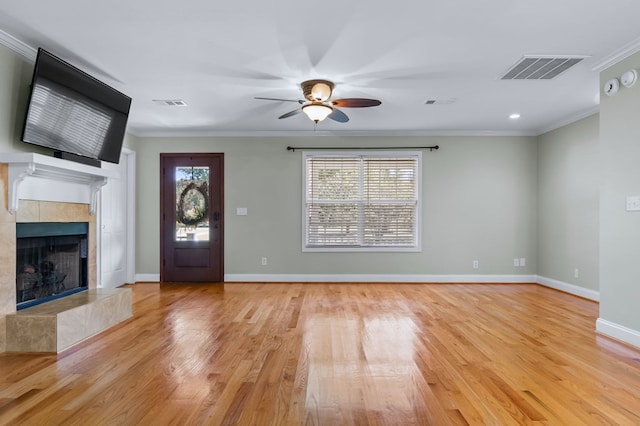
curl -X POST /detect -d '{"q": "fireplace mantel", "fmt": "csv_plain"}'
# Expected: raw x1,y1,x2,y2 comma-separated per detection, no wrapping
0,153,118,215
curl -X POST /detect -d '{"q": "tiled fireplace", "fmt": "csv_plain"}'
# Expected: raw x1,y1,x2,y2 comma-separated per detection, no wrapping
0,155,131,353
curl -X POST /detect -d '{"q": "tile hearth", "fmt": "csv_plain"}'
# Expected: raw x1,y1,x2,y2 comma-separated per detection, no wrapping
5,288,132,352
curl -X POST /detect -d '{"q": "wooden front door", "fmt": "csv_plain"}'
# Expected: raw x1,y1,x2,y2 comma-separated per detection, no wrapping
160,153,224,282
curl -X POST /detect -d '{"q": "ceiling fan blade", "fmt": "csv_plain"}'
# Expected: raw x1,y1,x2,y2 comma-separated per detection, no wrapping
328,108,349,123
332,98,382,108
255,97,304,104
278,108,303,119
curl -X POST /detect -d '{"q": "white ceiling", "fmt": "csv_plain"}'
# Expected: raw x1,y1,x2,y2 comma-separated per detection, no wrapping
1,0,640,137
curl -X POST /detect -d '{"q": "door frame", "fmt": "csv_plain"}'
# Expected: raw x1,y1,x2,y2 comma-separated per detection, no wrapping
97,147,136,287
159,153,224,282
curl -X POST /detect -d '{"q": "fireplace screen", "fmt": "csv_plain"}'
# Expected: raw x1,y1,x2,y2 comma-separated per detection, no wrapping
16,222,89,310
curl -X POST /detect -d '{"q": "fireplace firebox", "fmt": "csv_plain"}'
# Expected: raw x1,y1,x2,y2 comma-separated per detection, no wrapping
16,222,89,310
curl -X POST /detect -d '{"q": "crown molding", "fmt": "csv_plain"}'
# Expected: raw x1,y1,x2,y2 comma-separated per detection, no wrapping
592,36,640,72
537,105,600,135
128,128,538,139
0,29,36,62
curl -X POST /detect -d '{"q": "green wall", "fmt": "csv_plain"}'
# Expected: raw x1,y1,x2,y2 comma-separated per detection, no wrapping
599,51,640,338
0,44,32,152
537,114,600,291
135,135,538,278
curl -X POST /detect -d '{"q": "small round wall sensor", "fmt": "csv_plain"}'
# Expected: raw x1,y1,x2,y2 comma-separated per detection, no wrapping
604,78,619,96
621,69,637,88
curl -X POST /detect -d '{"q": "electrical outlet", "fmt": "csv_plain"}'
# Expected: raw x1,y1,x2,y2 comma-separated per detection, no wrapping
472,260,479,269
513,258,520,267
574,268,579,278
520,258,526,267
261,257,267,266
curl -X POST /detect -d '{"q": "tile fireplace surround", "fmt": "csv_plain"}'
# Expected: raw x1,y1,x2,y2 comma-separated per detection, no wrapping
0,158,131,353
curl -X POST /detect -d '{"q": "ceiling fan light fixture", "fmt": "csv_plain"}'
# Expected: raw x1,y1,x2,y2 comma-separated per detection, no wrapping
310,82,332,101
302,103,333,123
258,79,379,125
302,79,334,102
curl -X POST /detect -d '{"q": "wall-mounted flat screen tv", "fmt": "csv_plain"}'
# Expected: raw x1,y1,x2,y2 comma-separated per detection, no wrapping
21,48,131,165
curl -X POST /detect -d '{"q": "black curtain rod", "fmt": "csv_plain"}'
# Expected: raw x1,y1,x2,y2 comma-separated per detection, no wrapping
286,145,439,152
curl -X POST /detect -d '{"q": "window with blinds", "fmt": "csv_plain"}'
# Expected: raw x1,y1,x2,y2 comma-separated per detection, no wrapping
303,152,421,251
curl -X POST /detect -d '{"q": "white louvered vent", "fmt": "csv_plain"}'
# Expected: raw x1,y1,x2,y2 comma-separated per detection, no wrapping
501,56,586,80
152,99,188,106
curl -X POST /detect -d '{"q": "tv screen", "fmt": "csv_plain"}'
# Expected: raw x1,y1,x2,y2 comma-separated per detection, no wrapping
21,48,131,164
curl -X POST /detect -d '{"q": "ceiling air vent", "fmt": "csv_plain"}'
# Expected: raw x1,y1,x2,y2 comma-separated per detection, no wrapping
501,56,586,80
152,99,188,106
424,98,457,105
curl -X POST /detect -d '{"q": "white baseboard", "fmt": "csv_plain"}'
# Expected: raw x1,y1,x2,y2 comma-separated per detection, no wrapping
134,272,598,306
535,275,599,301
135,274,160,282
223,274,537,283
596,318,640,349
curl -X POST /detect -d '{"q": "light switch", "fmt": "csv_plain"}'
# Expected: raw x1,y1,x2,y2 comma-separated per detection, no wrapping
236,207,248,216
626,196,640,211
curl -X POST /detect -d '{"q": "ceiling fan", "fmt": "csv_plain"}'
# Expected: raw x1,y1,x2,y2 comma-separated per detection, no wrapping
255,79,381,124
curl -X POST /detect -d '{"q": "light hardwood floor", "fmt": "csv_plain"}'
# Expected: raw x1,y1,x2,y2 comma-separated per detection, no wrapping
1,282,640,425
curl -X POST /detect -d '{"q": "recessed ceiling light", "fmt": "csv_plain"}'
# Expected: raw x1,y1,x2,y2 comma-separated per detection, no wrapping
509,113,521,119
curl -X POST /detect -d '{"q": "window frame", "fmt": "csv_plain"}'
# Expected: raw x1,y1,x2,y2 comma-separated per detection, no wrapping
302,150,422,253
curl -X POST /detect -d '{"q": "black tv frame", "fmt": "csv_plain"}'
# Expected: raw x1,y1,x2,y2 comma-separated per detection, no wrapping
20,48,131,166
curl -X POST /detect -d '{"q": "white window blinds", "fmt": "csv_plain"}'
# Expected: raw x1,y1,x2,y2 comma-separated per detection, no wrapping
304,152,421,251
